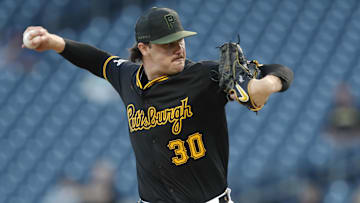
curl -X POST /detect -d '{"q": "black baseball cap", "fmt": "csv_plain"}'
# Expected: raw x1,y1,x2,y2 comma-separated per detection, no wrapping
135,7,197,44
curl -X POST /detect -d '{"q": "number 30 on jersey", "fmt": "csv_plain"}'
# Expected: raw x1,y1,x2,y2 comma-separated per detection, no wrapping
167,132,206,166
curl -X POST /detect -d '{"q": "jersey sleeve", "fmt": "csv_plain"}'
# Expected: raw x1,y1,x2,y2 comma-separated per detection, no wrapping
60,39,111,78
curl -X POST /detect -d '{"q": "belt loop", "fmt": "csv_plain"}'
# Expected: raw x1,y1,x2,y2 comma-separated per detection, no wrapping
140,188,234,203
226,188,234,203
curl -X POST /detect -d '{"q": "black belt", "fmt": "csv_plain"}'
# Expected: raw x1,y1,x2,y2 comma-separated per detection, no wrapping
138,192,231,203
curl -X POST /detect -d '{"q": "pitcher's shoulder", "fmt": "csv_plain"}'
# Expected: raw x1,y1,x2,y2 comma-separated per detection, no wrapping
184,59,219,71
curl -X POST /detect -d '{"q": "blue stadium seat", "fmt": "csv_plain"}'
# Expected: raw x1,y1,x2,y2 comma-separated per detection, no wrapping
324,180,350,203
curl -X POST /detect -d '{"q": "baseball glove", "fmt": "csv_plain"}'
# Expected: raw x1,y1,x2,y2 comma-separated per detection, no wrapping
218,42,263,112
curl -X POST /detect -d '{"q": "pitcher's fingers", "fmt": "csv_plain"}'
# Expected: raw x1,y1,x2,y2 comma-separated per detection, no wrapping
27,27,47,41
27,30,41,41
23,26,47,39
24,26,40,34
31,35,42,46
38,28,48,36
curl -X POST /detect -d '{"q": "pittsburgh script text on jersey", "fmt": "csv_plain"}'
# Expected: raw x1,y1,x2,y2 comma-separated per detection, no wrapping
127,97,193,135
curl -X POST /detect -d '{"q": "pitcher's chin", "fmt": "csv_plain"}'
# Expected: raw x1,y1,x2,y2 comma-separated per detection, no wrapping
171,62,185,73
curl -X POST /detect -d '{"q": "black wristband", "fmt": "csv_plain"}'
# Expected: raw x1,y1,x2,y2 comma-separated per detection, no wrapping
260,64,294,92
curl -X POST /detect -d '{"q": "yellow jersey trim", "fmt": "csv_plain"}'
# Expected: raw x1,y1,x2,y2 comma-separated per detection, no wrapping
136,65,169,90
136,64,143,89
102,56,118,81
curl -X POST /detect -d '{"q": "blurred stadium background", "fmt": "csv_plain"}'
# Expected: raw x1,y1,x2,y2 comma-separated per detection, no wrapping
1,0,360,202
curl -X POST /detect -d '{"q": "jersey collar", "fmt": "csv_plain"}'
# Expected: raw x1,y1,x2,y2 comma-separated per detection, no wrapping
135,65,169,90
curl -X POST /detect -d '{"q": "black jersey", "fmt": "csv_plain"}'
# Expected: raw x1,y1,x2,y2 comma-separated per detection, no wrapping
59,34,292,203
103,56,229,202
